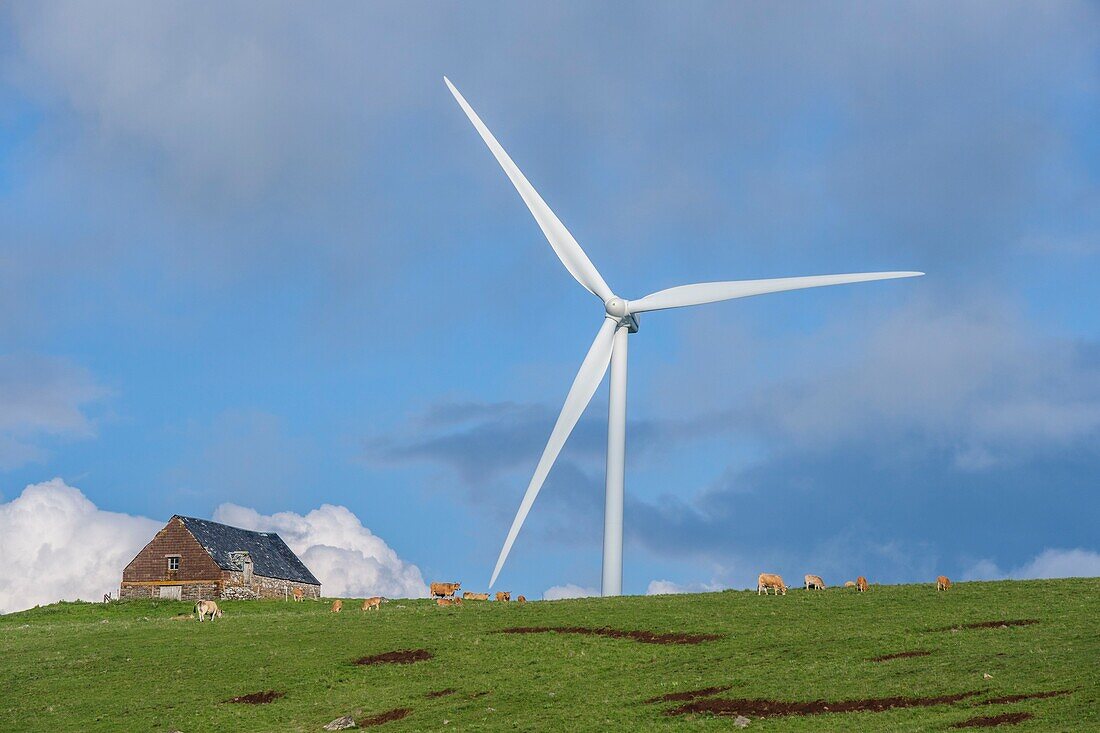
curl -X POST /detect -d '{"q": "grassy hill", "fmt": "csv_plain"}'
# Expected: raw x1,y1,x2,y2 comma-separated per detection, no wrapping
1,579,1097,731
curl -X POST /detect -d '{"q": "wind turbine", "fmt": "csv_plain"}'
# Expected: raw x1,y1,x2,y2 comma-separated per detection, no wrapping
444,77,922,596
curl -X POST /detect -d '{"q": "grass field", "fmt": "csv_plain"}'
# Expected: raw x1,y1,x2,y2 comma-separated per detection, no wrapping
1,579,1097,732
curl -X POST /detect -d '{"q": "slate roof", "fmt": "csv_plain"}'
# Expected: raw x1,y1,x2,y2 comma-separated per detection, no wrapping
175,515,320,585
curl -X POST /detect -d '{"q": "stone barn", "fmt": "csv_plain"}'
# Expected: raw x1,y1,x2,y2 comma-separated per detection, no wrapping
119,515,321,602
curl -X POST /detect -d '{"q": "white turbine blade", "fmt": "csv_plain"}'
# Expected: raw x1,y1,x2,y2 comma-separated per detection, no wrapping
629,271,924,313
444,76,613,303
489,317,618,588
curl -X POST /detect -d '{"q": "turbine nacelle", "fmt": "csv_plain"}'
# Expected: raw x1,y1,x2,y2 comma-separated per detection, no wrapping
604,298,639,332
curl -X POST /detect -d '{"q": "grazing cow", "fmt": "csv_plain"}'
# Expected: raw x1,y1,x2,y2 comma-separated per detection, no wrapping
516,595,527,603
437,597,463,607
844,580,857,588
463,592,489,601
804,574,826,591
331,599,343,613
495,592,511,602
430,582,461,598
757,573,787,596
361,596,385,611
195,600,223,622
856,576,869,592
292,587,304,602
936,575,952,591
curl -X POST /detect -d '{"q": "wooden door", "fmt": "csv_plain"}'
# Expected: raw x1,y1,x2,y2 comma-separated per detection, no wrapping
158,585,182,600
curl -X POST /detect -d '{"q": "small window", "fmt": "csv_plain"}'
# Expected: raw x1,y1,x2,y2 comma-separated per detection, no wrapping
167,556,180,571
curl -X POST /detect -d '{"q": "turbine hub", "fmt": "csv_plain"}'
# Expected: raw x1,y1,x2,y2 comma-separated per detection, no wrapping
604,297,629,318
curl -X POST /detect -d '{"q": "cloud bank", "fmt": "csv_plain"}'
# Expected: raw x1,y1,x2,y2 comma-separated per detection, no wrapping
213,503,428,599
0,479,160,614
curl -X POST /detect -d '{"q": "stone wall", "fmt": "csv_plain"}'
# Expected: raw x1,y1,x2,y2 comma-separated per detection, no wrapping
118,583,155,600
120,574,319,602
222,570,321,600
119,581,221,602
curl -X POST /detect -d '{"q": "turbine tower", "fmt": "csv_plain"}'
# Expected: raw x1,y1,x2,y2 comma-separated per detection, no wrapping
445,77,922,596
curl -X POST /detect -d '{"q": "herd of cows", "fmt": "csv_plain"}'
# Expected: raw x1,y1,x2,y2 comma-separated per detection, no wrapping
189,574,956,621
427,582,527,607
757,573,953,595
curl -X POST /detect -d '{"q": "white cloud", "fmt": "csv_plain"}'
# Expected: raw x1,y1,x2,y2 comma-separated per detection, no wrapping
0,479,160,614
213,503,428,599
963,548,1100,581
542,583,598,601
0,355,107,470
646,579,722,595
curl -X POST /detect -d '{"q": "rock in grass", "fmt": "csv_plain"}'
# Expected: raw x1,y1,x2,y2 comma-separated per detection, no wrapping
323,715,357,730
733,715,751,728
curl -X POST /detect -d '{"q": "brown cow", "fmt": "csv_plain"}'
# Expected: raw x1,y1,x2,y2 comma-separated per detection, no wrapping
195,600,223,622
844,580,857,588
463,592,489,601
361,596,385,611
804,574,826,590
331,599,343,613
856,576,869,592
516,595,527,603
495,591,511,602
292,587,304,602
430,581,461,598
936,575,952,591
436,597,463,607
757,573,787,595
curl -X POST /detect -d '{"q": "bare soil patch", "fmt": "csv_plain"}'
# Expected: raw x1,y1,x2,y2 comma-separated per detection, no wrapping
870,650,933,662
981,689,1073,705
358,708,412,726
426,688,456,699
952,712,1034,728
932,619,1039,632
499,626,722,645
645,686,732,704
225,690,285,705
666,691,981,718
354,649,433,665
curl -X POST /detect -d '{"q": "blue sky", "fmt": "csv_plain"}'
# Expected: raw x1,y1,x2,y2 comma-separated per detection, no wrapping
1,2,1098,598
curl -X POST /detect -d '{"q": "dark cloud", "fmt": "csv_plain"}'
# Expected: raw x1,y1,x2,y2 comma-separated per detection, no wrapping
365,398,680,495
626,443,1100,584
